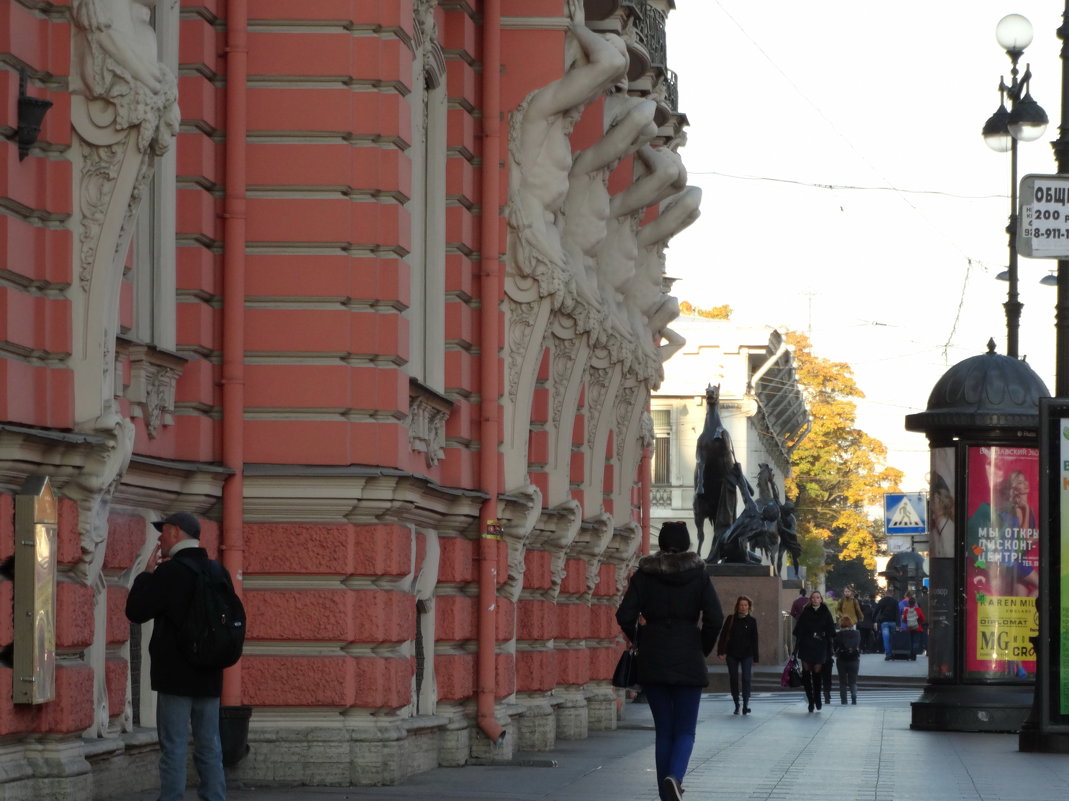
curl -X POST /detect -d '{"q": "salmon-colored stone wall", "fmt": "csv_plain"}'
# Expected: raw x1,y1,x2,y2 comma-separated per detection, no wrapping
0,5,74,430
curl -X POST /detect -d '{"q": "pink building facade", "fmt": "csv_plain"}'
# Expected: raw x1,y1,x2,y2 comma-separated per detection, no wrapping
0,1,699,796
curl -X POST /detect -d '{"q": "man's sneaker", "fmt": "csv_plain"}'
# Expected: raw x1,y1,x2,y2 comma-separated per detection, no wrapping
663,776,684,801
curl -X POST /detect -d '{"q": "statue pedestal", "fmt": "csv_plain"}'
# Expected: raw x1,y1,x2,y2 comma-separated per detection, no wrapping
706,564,795,667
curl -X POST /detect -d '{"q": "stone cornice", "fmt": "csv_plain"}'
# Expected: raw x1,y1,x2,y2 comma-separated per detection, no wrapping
242,465,485,529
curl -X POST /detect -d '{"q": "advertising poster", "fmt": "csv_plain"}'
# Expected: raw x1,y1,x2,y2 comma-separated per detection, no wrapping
1060,421,1069,715
927,447,956,680
964,446,1040,680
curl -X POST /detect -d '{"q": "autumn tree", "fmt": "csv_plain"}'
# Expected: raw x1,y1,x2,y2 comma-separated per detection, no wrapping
783,332,902,582
679,300,732,320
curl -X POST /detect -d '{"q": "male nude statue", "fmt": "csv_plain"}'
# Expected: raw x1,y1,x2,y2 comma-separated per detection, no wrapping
508,25,628,301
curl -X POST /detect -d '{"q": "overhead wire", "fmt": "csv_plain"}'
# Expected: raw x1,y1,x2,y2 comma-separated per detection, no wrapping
710,0,1000,360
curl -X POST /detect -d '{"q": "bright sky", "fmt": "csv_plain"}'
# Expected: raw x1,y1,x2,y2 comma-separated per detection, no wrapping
665,0,1066,492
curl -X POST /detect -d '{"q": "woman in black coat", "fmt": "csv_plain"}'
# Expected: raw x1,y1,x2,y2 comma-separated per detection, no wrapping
792,590,836,712
617,522,724,801
716,595,759,715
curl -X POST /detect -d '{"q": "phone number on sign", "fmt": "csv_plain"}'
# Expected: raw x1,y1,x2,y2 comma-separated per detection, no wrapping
1023,227,1069,239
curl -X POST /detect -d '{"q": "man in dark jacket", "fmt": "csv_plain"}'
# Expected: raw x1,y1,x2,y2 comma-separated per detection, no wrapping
617,522,723,801
126,512,228,801
873,591,900,660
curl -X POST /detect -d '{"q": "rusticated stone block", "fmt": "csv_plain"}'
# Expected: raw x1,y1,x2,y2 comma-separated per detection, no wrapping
433,653,474,702
591,645,618,682
351,524,410,577
522,550,553,590
517,598,555,641
515,697,557,752
0,581,11,644
106,585,129,644
105,657,126,716
515,649,556,693
555,604,591,640
0,493,12,562
589,604,618,638
496,596,515,640
244,522,352,575
592,563,617,596
0,667,38,734
352,656,413,709
434,594,475,641
435,536,476,583
103,512,146,570
554,690,589,742
198,518,221,558
241,656,353,707
56,497,81,566
352,590,414,643
55,581,93,650
46,664,95,734
246,589,354,642
556,649,590,687
496,652,516,697
559,558,587,595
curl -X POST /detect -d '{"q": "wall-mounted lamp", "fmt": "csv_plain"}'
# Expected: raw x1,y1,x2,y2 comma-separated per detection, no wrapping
15,69,53,161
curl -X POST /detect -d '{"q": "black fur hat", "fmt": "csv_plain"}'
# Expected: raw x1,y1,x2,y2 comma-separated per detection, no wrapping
657,521,691,554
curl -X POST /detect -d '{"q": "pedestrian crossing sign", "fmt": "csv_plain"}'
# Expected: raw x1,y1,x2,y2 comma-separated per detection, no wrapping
884,492,927,535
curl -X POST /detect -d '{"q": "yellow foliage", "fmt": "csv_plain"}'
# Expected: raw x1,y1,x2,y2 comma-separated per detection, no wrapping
679,300,733,320
785,332,903,578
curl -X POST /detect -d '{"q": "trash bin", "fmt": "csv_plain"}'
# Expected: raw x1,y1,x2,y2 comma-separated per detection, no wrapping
219,705,252,766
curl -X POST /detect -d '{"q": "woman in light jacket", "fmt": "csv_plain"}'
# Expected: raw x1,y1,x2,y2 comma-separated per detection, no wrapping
617,522,724,801
716,595,759,715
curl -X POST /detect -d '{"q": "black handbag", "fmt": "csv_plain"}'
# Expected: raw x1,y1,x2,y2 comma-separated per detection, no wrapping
612,628,640,688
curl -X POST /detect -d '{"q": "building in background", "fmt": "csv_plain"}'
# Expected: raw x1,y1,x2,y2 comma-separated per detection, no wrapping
651,318,810,560
0,1,700,796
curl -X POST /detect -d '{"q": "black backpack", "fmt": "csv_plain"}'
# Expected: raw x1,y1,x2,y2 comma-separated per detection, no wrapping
176,559,246,669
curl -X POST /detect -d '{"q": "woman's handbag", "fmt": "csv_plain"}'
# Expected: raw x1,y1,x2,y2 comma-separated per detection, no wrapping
780,654,802,688
612,628,640,688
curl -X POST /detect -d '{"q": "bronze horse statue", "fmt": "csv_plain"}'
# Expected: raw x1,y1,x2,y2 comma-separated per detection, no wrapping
693,385,742,558
755,463,802,577
707,461,803,576
706,464,770,565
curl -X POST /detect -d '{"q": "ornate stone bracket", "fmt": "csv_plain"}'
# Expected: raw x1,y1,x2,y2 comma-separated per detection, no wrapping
565,511,614,602
525,499,582,602
407,380,453,468
498,484,543,602
118,339,186,439
602,520,643,603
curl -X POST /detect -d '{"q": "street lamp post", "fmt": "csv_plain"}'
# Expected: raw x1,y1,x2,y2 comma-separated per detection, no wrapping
984,13,1049,360
1054,6,1069,394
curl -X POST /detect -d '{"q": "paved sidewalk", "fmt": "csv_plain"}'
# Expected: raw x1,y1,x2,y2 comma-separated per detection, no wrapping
115,655,1069,801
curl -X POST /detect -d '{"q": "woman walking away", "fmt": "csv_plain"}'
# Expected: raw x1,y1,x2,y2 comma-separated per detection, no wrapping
617,522,724,801
717,595,760,715
834,615,861,705
792,591,836,712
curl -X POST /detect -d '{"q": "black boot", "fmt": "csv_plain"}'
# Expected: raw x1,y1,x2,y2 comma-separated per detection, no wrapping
803,672,815,712
742,695,751,715
732,696,740,715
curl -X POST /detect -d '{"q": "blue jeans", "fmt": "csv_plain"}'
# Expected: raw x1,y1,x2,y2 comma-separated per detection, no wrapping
880,622,897,655
157,693,226,801
644,684,702,800
725,656,753,705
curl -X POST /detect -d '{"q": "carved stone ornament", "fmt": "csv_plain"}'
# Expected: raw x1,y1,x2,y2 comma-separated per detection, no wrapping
120,341,186,438
406,386,453,467
498,484,543,602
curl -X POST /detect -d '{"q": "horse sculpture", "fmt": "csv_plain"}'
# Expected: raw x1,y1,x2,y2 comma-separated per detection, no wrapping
707,461,803,576
757,463,803,577
693,385,742,558
751,463,782,566
706,464,771,565
776,500,802,578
